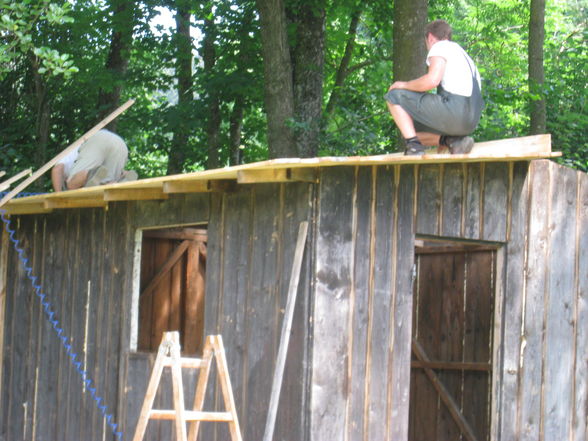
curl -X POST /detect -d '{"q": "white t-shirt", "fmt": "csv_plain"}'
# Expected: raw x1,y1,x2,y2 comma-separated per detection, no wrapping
57,147,80,179
426,40,481,97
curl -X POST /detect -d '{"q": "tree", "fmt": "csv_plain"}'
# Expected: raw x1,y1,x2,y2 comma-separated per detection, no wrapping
528,0,546,134
255,0,297,158
392,0,427,82
97,0,136,132
167,0,194,174
289,0,326,157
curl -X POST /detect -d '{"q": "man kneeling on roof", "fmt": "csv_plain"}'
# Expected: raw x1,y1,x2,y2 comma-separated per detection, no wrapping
51,129,138,192
384,19,483,156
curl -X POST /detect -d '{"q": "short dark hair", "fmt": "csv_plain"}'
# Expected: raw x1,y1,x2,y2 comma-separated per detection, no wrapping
425,20,452,40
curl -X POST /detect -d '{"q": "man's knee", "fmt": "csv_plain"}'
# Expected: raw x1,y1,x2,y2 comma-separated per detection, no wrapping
384,89,404,106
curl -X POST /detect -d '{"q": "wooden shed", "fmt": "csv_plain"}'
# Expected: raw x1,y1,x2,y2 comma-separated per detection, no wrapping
0,135,586,441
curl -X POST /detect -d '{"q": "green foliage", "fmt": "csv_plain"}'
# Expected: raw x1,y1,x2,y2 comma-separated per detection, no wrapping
0,0,586,191
0,0,78,79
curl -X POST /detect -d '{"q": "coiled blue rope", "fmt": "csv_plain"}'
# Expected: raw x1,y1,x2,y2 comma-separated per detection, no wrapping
0,209,123,440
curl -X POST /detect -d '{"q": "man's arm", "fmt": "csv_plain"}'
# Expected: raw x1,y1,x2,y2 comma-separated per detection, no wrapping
51,163,65,192
388,56,446,92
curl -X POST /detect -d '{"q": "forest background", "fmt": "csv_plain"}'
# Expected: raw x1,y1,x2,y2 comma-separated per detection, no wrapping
1,0,586,192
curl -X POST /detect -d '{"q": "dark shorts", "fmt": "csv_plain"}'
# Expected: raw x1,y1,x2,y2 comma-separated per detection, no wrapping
384,88,482,136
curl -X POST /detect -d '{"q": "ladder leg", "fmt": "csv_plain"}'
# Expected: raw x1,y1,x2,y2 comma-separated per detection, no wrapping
212,335,243,441
132,334,173,441
188,336,214,441
170,333,188,441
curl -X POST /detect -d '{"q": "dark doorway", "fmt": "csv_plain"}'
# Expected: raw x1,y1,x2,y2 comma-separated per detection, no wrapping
409,239,497,441
138,227,207,354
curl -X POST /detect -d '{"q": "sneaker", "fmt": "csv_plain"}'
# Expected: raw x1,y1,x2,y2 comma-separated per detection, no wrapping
445,136,475,154
404,140,426,156
118,170,138,183
85,166,109,187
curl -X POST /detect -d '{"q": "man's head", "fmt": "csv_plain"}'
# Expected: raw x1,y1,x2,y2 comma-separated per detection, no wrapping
425,20,452,41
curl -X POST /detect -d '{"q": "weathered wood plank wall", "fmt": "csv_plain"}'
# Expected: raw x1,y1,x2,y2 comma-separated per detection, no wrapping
414,160,588,441
311,165,414,441
0,159,585,441
203,182,314,441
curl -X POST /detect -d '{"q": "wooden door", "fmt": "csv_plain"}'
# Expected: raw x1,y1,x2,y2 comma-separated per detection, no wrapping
138,227,206,354
409,243,496,441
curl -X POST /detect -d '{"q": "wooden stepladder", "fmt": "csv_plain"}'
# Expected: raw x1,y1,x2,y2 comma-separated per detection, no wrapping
132,332,242,441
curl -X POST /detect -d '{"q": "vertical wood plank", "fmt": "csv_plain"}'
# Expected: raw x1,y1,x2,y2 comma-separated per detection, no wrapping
0,219,8,411
312,167,354,441
543,162,577,441
366,166,394,441
463,250,494,441
387,165,414,441
437,252,465,441
441,163,465,238
464,164,482,240
482,163,509,242
82,208,106,441
518,161,549,440
242,184,282,441
416,165,441,236
347,167,371,441
496,161,529,441
275,182,313,441
152,240,172,347
573,170,588,441
183,242,204,355
217,188,252,438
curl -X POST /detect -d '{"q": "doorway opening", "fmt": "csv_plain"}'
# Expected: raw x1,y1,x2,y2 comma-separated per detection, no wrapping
409,236,500,441
135,226,207,355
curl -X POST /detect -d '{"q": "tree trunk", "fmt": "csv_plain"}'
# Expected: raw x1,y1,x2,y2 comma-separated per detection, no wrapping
97,0,134,131
529,0,546,134
392,0,428,82
290,0,326,158
255,0,296,158
202,13,221,170
325,8,361,116
31,56,50,170
167,2,193,174
229,95,245,165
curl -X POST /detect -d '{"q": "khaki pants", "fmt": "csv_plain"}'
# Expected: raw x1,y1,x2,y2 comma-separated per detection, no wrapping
68,130,128,186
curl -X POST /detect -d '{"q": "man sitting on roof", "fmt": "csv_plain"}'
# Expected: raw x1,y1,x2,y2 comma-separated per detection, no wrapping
51,129,137,192
384,19,483,156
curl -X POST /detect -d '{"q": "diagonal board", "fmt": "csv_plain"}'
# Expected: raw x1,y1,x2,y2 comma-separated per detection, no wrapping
412,340,479,441
0,168,32,192
263,221,309,441
140,239,191,300
0,99,134,208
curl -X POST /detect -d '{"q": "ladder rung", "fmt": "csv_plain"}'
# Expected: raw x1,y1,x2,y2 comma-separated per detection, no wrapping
162,356,205,369
149,409,234,422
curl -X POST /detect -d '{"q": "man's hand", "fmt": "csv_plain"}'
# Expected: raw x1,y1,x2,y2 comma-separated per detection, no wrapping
388,57,446,93
389,81,408,91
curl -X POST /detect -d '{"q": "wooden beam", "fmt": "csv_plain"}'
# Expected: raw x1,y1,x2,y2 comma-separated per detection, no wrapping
412,340,479,441
163,180,211,194
2,204,52,215
237,167,317,184
44,198,108,209
0,99,135,208
470,134,551,155
104,188,168,201
140,240,191,300
143,227,207,241
208,180,237,192
411,360,492,372
0,168,32,192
